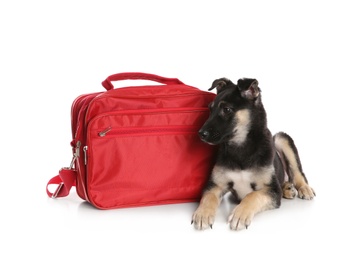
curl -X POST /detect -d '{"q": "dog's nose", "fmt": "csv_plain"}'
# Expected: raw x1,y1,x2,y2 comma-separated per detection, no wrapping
198,129,210,139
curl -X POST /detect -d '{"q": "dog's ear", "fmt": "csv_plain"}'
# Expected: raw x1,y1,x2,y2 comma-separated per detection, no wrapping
237,78,260,100
208,78,233,93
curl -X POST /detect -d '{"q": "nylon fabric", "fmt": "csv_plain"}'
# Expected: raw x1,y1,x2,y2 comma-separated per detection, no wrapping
46,72,217,209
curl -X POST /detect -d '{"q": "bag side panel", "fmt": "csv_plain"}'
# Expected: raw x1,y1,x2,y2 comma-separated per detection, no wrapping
71,92,102,201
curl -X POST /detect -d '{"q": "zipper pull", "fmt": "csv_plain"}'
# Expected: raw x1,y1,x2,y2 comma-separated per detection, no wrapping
69,141,81,168
99,126,112,137
83,146,88,165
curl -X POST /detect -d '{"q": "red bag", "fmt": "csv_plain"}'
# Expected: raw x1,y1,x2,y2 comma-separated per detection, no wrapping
46,72,217,209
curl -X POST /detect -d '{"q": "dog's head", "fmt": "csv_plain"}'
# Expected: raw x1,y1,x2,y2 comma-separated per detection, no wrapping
198,77,263,145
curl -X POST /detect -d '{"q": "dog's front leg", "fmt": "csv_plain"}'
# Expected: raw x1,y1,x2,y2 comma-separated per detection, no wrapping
192,185,223,230
228,189,277,231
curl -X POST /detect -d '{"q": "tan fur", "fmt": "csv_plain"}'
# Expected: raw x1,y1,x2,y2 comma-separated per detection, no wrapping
228,188,274,230
274,134,316,200
282,182,297,199
229,110,250,145
192,186,223,230
192,165,278,230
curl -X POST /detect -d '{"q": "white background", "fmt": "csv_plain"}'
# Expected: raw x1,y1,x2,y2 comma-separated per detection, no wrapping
1,0,359,259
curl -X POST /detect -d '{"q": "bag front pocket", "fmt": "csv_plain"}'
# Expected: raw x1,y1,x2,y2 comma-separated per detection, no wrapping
85,108,215,209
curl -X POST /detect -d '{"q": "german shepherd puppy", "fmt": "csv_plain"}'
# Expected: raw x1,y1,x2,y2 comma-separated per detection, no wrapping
192,77,315,231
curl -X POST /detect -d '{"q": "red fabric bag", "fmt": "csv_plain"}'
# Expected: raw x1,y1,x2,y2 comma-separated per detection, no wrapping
46,72,217,209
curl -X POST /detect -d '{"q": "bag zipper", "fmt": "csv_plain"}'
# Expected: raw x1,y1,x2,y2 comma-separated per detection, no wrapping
97,125,200,137
92,107,209,120
85,107,208,166
98,126,112,137
84,125,200,165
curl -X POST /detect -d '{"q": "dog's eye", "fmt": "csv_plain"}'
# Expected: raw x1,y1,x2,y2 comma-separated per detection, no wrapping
222,107,232,114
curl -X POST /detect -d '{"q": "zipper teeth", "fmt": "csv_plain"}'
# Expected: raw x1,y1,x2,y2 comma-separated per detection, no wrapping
97,91,213,100
99,126,199,137
85,95,212,124
88,107,209,138
95,107,208,119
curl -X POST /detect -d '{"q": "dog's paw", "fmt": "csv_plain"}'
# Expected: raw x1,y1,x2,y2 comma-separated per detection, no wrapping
282,182,297,199
298,185,316,200
191,207,216,230
228,204,254,231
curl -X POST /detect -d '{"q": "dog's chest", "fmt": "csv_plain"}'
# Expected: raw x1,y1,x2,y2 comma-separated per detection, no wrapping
212,165,274,199
213,165,273,199
225,170,256,199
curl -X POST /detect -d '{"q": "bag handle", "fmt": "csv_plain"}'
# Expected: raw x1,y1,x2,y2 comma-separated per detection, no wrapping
102,72,184,91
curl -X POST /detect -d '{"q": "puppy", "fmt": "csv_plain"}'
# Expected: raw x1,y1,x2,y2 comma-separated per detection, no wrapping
192,77,315,231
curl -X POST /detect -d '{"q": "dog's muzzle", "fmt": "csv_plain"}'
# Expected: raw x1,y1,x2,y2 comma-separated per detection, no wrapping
198,127,221,145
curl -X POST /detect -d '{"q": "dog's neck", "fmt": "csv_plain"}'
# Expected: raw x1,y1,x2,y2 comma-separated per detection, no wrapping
217,125,274,170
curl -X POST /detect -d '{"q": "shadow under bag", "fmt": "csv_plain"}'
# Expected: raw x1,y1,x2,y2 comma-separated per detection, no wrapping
46,72,217,209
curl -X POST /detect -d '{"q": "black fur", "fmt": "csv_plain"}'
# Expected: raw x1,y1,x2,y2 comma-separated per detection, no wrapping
200,78,277,171
192,77,315,231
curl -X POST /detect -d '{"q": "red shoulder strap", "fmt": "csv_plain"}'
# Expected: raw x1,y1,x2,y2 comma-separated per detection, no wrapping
47,140,81,198
46,168,77,198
